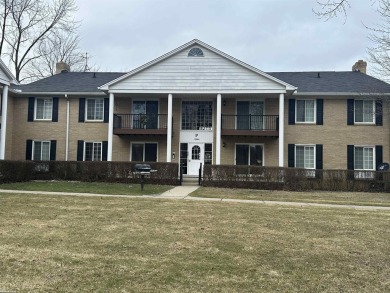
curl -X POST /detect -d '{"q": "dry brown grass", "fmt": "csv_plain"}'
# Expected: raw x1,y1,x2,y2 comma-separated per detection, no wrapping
0,193,389,292
191,187,390,207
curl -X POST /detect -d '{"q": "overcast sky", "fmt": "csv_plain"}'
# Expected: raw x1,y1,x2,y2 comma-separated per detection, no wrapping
74,0,378,74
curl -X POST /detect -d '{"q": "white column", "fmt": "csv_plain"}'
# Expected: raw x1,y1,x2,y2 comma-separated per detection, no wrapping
65,95,70,161
166,94,173,162
0,85,9,160
216,94,222,165
278,93,285,167
107,93,114,161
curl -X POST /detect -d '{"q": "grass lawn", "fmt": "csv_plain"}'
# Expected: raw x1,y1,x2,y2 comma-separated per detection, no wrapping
0,194,389,292
0,181,172,195
190,187,390,207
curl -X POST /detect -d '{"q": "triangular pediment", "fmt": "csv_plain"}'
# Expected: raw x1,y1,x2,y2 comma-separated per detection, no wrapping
100,40,296,93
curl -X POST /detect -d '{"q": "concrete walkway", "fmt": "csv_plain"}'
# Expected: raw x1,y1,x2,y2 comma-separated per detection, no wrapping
1,187,390,211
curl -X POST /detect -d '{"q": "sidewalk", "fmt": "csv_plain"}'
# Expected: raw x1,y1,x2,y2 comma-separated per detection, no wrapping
1,187,390,211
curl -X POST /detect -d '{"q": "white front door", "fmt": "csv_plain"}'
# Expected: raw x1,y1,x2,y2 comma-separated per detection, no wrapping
188,143,204,175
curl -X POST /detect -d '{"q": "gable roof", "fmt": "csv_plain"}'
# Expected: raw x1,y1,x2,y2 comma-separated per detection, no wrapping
98,39,297,92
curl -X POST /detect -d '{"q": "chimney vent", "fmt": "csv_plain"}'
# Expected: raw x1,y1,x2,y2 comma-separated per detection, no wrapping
55,61,70,74
352,60,367,74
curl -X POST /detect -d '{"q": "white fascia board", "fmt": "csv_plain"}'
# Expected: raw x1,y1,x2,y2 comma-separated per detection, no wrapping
99,39,297,91
108,89,288,94
294,92,390,96
0,59,18,85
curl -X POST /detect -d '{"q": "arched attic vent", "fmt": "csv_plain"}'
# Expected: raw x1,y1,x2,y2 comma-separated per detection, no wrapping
188,47,204,57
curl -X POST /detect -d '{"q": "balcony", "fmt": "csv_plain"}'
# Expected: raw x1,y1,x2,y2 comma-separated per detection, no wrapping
221,115,279,136
113,114,168,135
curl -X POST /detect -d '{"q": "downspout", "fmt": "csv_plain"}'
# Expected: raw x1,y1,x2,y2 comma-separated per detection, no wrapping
65,94,70,161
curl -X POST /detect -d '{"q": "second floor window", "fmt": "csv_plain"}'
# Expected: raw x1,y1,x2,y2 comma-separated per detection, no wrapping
296,100,315,123
355,100,374,123
35,98,53,120
182,101,213,130
86,98,104,121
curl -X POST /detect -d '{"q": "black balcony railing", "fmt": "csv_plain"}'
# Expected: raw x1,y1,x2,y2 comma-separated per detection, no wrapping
114,114,168,130
222,115,279,131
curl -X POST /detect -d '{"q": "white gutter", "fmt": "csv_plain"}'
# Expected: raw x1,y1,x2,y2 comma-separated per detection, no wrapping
294,92,390,96
14,91,105,96
65,94,70,161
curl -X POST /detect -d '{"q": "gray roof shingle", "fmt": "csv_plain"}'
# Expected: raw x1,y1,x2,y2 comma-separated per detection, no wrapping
13,72,125,93
11,70,390,94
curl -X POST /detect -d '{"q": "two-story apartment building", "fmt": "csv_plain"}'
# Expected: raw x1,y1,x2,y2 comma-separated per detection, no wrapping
1,39,390,175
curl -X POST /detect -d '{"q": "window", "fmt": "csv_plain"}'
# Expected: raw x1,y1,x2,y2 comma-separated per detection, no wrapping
296,100,315,123
295,145,315,169
182,101,213,130
204,144,212,165
237,101,264,130
86,98,104,121
35,98,52,120
236,144,263,166
132,100,158,129
33,141,50,161
354,146,374,170
131,143,157,162
84,142,102,161
355,100,375,123
188,47,204,57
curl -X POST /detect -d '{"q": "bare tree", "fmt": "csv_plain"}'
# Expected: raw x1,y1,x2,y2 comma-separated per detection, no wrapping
0,0,83,82
313,0,351,21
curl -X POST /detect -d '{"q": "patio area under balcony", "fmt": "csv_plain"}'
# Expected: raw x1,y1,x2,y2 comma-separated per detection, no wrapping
113,114,168,135
221,114,279,136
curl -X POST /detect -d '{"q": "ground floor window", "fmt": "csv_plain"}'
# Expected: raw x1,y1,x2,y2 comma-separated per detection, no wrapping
295,145,315,169
354,146,374,170
33,141,50,161
131,143,157,162
84,142,102,161
235,144,263,166
204,143,212,164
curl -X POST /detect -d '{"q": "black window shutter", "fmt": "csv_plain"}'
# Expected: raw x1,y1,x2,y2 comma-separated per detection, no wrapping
52,97,59,122
347,145,354,170
376,100,383,126
28,97,35,122
376,145,383,169
288,99,295,125
103,98,109,123
79,98,85,122
77,140,84,161
347,99,354,125
50,140,57,161
26,140,33,160
288,144,295,167
102,141,108,161
316,99,323,125
316,144,323,169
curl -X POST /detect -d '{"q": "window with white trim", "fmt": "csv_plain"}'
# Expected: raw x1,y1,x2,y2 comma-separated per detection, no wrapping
355,100,375,123
33,141,50,161
354,146,375,170
131,143,157,162
35,98,52,120
295,145,315,169
84,142,102,161
296,100,315,123
86,98,104,121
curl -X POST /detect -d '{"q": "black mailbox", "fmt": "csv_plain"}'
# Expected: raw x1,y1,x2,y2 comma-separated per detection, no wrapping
134,164,151,173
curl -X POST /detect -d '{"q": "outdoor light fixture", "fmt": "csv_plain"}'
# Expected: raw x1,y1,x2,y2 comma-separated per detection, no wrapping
223,142,226,148
223,100,226,106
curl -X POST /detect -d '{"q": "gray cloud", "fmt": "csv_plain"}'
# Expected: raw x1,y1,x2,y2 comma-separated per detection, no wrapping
75,0,378,74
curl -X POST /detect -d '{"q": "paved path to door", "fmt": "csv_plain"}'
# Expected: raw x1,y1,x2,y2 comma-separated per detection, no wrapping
1,186,390,211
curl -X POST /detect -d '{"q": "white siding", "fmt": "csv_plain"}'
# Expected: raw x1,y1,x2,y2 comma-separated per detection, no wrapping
110,46,285,92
